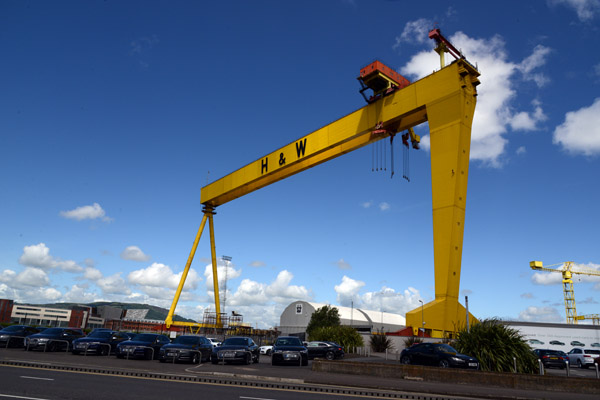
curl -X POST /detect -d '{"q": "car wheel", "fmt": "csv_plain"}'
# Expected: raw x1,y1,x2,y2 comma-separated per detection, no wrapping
577,359,583,368
325,351,334,360
159,359,166,363
302,358,308,366
192,353,200,364
72,350,80,355
439,359,450,368
99,347,109,356
47,342,58,352
116,354,124,359
400,355,411,365
271,357,277,366
211,358,218,365
245,353,252,365
253,354,260,364
266,349,272,356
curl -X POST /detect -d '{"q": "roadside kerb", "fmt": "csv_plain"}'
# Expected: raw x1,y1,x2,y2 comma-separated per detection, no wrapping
311,359,600,395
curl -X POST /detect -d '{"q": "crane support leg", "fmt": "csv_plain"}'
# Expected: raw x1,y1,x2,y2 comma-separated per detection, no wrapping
207,207,222,327
165,212,208,328
405,68,478,338
165,206,222,329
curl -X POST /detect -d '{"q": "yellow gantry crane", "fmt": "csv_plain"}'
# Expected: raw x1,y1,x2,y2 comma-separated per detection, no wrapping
165,29,480,337
529,261,600,325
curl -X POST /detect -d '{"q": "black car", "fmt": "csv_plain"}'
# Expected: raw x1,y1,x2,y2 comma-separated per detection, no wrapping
271,336,308,366
25,327,85,352
0,325,41,348
158,335,213,364
210,336,259,365
115,333,170,360
306,341,345,360
400,343,479,369
533,349,568,369
72,330,131,355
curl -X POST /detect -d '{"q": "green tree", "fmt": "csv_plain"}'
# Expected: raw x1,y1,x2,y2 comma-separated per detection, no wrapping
309,325,363,351
453,318,539,373
306,305,340,338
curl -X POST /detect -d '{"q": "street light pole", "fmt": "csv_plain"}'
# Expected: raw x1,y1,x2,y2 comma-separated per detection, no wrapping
419,300,424,337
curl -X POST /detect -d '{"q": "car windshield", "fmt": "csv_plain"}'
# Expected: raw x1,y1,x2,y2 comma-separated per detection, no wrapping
434,344,458,353
41,328,63,335
173,336,201,345
88,331,113,339
131,334,157,342
223,338,247,346
276,337,302,346
2,326,25,332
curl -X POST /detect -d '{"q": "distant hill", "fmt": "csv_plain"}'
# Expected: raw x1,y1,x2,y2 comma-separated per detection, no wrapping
35,302,196,323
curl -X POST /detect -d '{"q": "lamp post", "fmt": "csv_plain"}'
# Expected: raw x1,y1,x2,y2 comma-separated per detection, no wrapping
419,300,425,337
221,255,232,317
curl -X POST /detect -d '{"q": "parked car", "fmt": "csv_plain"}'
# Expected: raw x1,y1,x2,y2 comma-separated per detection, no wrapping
400,343,479,369
570,341,585,347
207,338,221,348
549,340,565,346
533,349,568,369
0,325,41,348
115,333,170,360
25,328,85,352
210,336,259,365
528,339,544,345
306,341,345,360
259,345,273,355
158,335,213,364
590,342,600,348
72,330,131,355
567,348,600,368
271,336,308,366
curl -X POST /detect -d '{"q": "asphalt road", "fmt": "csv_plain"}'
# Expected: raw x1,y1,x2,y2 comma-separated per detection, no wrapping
0,347,598,400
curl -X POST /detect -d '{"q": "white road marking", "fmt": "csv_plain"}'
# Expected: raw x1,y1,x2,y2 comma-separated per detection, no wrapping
19,376,54,381
239,397,276,400
0,394,51,400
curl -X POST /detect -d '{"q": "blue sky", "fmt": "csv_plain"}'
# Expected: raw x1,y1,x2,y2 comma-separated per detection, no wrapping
1,0,599,329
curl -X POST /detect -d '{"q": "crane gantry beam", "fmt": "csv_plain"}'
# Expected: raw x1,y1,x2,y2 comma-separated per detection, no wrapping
166,57,480,336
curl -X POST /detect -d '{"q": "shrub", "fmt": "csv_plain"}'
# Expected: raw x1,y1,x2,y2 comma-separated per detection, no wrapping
403,336,423,348
453,318,538,373
370,333,394,352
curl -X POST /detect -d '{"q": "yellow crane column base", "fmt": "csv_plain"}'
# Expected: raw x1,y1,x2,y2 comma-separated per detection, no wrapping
406,297,477,338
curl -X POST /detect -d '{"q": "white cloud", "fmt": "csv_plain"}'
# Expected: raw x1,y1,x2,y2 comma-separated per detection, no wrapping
334,276,365,306
228,270,311,308
549,0,600,21
378,202,390,211
63,284,97,303
399,29,551,166
204,262,242,291
518,306,563,323
510,101,547,131
97,273,131,295
516,146,526,155
553,98,600,156
128,262,201,291
360,286,423,317
393,18,432,48
18,243,83,272
13,267,50,288
334,258,352,270
83,267,103,281
59,202,113,222
361,201,373,209
249,260,266,268
517,45,552,87
120,245,151,262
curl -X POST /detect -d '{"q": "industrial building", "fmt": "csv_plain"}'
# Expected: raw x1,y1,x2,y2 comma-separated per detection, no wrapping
278,301,406,337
